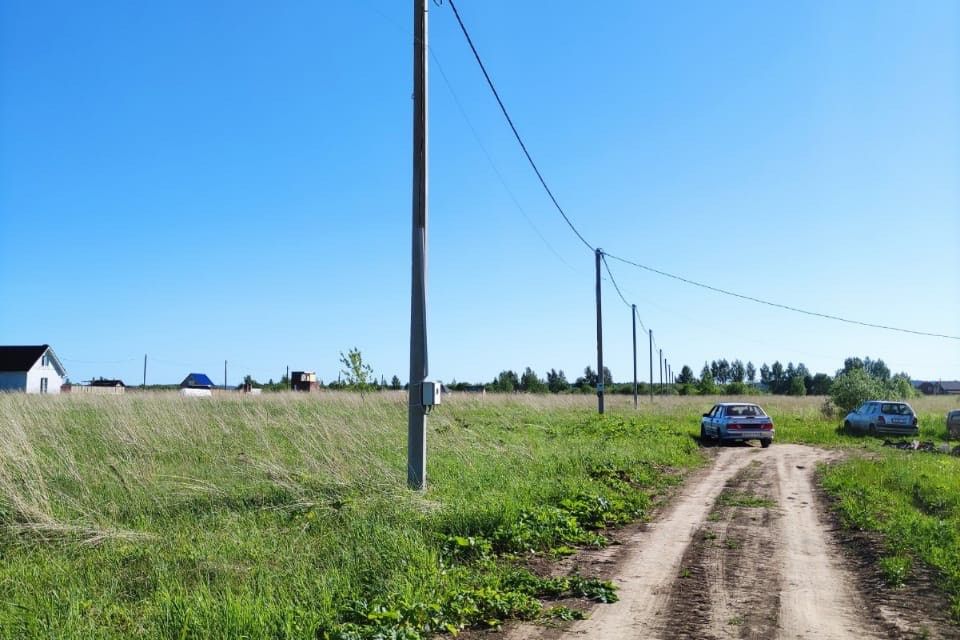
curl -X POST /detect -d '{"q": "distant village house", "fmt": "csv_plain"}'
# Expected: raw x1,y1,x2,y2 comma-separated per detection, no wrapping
291,371,319,392
180,372,215,397
0,345,67,394
63,378,126,395
915,380,960,395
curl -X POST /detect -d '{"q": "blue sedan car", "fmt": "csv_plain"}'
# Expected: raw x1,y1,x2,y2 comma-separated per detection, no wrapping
701,402,775,448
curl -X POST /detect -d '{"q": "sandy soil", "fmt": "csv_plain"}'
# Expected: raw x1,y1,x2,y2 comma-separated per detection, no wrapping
504,443,958,640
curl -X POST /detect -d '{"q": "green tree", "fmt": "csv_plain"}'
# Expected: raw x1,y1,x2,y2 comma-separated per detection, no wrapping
746,361,756,383
546,369,570,393
390,375,402,390
576,366,598,389
491,370,519,392
698,364,717,395
520,367,547,393
339,347,375,398
807,373,832,395
829,368,886,413
677,365,696,385
730,360,746,383
787,375,807,396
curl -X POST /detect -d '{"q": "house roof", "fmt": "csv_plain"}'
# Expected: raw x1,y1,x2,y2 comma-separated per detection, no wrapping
90,378,125,387
180,373,215,388
0,345,65,375
942,381,960,392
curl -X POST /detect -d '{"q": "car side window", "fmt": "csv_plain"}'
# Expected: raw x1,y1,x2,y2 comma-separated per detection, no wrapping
708,406,719,417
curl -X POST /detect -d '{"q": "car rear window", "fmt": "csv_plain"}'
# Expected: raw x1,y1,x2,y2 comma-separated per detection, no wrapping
724,405,765,417
880,403,912,415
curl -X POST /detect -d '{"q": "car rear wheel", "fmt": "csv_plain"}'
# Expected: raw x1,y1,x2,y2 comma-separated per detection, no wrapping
843,420,851,433
700,424,708,444
761,439,772,448
868,424,877,437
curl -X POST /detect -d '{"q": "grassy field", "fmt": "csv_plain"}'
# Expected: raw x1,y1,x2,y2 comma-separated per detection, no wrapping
0,392,956,638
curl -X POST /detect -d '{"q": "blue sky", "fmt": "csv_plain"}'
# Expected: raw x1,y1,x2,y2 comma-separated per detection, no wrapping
1,1,958,387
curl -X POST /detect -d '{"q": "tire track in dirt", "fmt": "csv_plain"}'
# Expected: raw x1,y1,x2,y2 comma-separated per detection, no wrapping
658,457,782,639
506,446,761,640
774,447,884,639
507,444,934,640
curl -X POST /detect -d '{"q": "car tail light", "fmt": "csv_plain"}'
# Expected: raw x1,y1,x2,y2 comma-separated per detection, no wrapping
761,422,773,430
877,416,886,425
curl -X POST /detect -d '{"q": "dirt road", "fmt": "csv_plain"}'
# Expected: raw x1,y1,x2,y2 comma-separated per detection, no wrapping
507,444,957,640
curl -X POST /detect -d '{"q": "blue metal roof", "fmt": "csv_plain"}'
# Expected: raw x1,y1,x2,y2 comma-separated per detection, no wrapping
181,373,215,388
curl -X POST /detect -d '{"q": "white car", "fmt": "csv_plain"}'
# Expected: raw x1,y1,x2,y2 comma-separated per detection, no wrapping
700,402,775,448
843,401,918,437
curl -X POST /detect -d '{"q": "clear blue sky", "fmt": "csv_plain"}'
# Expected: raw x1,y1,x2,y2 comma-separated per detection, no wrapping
2,1,958,386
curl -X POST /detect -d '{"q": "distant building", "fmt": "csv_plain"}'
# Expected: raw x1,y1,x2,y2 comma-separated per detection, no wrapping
180,373,215,397
63,378,126,395
0,345,67,394
915,380,960,395
291,371,319,392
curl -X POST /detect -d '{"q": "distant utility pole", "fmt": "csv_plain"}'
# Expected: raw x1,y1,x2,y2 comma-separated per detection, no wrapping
407,0,429,490
143,354,147,388
224,360,228,391
648,329,654,402
659,349,663,393
595,248,604,414
631,304,638,409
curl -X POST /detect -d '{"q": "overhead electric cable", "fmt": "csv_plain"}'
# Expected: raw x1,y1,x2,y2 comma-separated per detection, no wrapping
445,1,958,342
429,49,582,274
446,0,594,252
604,252,960,340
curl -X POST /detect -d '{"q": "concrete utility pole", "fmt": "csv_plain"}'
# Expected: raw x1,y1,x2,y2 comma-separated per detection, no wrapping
224,360,228,391
659,349,663,393
408,0,429,490
649,329,654,401
595,248,604,414
631,304,638,409
143,354,147,388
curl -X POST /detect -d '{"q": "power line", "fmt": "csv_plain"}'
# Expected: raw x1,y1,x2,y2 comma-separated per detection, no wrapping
444,4,959,343
446,0,594,252
429,48,582,275
604,252,960,341
600,252,648,334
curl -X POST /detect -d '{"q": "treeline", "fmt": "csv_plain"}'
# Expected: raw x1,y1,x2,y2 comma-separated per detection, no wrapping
449,356,915,399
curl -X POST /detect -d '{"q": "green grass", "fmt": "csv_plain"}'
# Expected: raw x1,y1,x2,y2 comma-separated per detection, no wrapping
0,393,702,639
2,392,957,636
820,450,960,619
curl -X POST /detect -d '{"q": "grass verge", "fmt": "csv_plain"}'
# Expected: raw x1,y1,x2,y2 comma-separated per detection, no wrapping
0,393,702,639
820,451,960,620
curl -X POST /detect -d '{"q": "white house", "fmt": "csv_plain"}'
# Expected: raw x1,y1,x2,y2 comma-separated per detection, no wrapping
0,345,67,394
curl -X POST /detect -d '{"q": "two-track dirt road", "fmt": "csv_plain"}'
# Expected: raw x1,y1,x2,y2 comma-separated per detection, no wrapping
506,444,958,640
